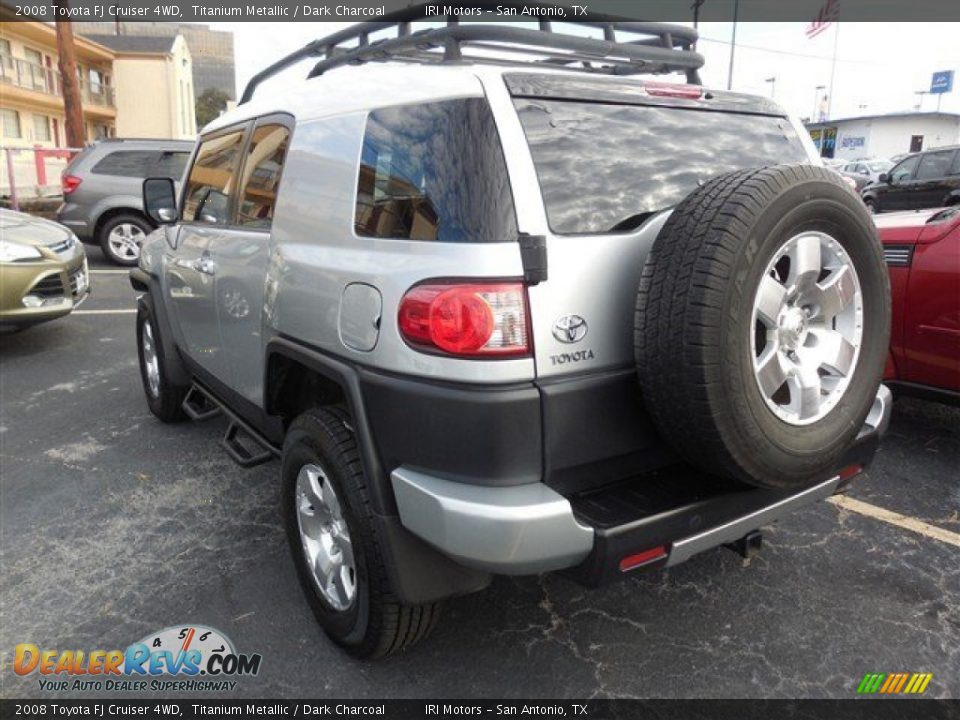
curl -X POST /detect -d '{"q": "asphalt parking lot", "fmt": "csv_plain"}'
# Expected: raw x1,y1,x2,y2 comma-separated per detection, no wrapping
1,247,958,700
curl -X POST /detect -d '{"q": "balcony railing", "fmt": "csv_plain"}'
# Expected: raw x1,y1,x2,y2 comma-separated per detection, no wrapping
0,54,115,107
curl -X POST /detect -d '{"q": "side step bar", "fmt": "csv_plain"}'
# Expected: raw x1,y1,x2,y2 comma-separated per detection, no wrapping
182,385,222,421
181,383,279,468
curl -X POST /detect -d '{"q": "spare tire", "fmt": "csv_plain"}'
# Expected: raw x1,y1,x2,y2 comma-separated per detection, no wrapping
635,165,890,489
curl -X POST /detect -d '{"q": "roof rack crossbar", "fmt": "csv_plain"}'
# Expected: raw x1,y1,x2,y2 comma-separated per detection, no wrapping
239,3,704,105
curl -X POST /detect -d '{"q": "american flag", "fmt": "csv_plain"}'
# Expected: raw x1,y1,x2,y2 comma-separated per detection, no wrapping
806,0,840,38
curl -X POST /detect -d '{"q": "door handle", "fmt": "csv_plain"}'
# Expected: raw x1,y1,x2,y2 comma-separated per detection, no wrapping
195,256,217,276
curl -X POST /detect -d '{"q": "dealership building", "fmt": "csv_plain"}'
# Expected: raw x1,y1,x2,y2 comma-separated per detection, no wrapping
805,111,960,161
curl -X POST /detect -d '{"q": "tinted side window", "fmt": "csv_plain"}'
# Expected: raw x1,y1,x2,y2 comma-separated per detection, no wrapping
236,124,290,229
91,150,159,177
182,130,246,225
890,155,920,183
152,151,189,180
916,150,955,181
355,98,517,243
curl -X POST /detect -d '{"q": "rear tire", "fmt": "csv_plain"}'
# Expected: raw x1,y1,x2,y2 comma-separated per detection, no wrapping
864,198,877,214
282,407,441,659
635,165,890,489
99,213,151,266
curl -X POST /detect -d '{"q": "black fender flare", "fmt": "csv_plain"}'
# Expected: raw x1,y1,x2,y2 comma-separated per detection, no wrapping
263,336,491,603
264,336,392,515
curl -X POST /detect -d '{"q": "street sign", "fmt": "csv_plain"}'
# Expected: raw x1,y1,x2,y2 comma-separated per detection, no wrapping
930,70,954,94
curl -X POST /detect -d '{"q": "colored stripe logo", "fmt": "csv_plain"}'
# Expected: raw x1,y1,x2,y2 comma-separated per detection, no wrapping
857,673,932,694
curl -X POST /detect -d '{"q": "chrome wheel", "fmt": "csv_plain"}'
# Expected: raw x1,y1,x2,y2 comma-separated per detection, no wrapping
751,231,863,426
295,463,356,611
107,223,145,261
141,319,161,398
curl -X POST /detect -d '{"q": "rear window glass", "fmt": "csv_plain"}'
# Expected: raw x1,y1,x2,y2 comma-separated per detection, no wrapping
91,151,160,177
916,150,955,180
153,151,190,179
354,98,517,243
514,100,809,234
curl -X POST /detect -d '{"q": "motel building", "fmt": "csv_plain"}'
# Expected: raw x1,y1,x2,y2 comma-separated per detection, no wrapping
0,19,116,195
1,16,198,199
805,111,960,161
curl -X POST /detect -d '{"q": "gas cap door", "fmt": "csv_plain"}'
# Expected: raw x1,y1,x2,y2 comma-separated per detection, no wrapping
339,283,382,352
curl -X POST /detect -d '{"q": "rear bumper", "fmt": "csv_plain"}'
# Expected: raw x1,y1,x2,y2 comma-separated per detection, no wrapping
392,385,893,580
56,203,93,240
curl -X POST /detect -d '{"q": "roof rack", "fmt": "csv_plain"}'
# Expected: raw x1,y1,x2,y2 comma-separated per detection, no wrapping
239,2,704,105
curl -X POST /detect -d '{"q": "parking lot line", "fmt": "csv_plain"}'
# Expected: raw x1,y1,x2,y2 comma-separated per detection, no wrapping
73,309,137,315
828,495,960,548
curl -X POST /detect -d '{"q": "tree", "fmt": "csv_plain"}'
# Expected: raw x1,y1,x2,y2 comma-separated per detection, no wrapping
195,87,231,129
54,1,85,148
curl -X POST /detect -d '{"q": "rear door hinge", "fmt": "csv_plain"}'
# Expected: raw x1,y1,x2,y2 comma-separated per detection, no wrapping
519,233,548,286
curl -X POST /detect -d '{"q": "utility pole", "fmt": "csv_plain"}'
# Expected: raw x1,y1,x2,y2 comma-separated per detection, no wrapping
765,76,776,99
813,85,825,120
727,0,739,91
54,0,85,148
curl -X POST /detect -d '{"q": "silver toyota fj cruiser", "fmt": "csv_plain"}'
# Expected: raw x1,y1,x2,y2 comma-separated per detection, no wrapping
132,9,892,658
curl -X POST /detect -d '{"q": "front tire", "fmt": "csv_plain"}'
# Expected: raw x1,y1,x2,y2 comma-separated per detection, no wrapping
635,165,890,489
136,300,187,423
282,407,441,659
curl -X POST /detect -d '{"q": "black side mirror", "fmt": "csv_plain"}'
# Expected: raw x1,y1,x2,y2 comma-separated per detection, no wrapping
878,173,889,184
143,177,178,225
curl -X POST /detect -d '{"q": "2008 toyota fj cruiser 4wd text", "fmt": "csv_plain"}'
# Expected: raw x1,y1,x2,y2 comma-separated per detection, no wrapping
131,8,892,659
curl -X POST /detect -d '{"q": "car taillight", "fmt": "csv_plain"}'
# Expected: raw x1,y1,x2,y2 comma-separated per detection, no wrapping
398,282,530,358
644,82,703,99
62,174,82,195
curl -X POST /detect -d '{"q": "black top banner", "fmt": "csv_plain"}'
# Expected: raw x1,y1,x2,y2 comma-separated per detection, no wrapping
2,0,960,22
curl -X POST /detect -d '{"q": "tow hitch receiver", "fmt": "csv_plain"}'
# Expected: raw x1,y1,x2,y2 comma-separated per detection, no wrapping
724,530,763,560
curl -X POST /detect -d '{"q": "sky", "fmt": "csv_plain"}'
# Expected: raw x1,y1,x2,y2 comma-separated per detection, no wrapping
210,21,960,122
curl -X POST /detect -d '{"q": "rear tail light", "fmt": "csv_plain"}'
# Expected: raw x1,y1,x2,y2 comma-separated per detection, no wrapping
644,82,703,99
62,174,82,195
398,281,530,358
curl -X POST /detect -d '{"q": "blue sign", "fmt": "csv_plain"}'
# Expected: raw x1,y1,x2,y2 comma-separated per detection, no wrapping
931,70,954,94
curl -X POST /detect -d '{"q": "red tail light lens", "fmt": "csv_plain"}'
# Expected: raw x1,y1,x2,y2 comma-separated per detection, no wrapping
62,174,82,195
644,82,703,99
398,282,530,358
619,546,668,572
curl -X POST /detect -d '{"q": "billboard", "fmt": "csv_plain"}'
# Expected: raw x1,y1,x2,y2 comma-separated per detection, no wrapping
930,70,954,94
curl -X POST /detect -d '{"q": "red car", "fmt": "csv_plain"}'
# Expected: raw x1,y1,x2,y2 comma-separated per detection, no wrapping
875,206,960,402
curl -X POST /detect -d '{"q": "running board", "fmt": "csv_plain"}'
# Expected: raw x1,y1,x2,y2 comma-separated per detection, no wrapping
221,422,274,468
183,382,279,468
181,385,222,421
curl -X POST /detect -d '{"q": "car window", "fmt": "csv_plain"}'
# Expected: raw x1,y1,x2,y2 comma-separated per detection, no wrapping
515,100,808,234
182,129,246,225
843,163,855,172
355,98,517,243
236,124,290,229
151,151,190,180
916,150,955,181
889,155,920,184
91,150,160,177
951,152,960,175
